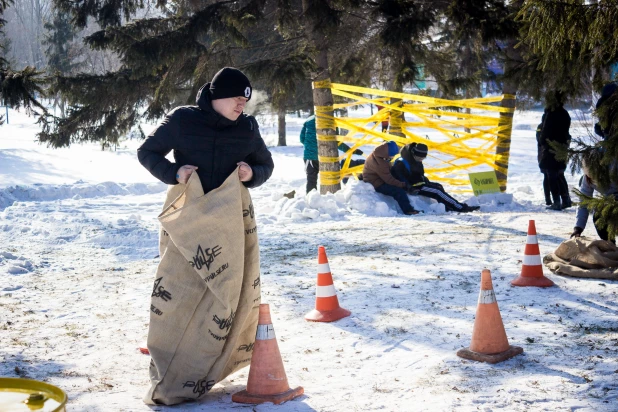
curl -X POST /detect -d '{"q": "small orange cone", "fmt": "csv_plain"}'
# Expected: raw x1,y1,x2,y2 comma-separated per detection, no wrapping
305,246,351,322
511,220,555,287
457,269,523,364
138,343,149,355
232,304,304,405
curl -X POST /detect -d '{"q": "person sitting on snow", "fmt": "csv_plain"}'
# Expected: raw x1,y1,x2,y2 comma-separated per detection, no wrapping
391,142,479,213
362,141,419,215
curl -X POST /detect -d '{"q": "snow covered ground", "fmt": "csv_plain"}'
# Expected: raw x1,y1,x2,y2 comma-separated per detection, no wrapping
1,105,616,411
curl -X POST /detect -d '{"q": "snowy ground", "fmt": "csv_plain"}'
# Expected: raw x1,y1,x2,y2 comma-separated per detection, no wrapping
1,105,617,412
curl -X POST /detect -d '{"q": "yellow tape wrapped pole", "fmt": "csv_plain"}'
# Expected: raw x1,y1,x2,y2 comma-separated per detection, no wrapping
495,94,516,192
313,78,341,193
388,82,405,138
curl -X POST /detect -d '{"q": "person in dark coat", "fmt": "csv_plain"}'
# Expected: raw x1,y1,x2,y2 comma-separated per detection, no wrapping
536,112,552,206
137,67,274,194
376,104,389,133
538,92,572,210
362,141,419,215
391,143,479,213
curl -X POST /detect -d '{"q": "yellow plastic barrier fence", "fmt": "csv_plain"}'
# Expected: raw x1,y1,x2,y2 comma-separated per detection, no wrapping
313,82,515,190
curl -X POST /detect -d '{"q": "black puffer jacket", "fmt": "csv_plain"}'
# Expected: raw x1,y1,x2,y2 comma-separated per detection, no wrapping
539,106,571,170
137,83,274,194
391,143,426,187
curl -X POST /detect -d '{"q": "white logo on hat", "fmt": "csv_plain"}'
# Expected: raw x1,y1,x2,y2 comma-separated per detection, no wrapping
244,87,251,98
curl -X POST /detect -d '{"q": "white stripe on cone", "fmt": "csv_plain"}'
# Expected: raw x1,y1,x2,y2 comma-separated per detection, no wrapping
316,284,337,297
256,324,275,340
527,235,538,244
318,263,331,273
523,254,542,266
478,289,497,304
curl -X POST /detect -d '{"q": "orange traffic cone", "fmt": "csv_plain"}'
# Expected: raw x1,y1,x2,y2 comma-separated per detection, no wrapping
511,220,555,287
232,304,304,405
457,269,523,364
305,246,351,322
139,343,149,355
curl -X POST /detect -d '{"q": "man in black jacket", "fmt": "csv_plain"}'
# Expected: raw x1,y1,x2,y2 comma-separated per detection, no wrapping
391,143,479,213
137,67,274,194
538,92,571,210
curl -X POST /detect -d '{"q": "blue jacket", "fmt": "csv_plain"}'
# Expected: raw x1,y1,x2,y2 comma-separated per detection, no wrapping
300,116,318,160
575,175,618,229
299,115,360,161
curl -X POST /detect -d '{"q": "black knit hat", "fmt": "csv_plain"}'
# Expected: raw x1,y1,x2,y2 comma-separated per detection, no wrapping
209,67,252,101
412,143,428,158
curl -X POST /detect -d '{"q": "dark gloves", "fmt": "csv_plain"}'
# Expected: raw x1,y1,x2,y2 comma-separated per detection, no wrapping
405,183,419,195
353,149,363,155
570,227,584,238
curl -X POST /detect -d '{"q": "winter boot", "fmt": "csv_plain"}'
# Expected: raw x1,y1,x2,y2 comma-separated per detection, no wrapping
561,197,572,209
461,204,480,213
547,200,562,211
404,209,420,215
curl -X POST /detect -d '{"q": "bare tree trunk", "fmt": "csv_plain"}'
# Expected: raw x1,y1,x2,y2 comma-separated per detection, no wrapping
302,0,340,194
277,106,286,146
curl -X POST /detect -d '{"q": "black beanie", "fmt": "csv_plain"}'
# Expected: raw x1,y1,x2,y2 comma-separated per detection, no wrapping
209,67,252,101
412,143,428,158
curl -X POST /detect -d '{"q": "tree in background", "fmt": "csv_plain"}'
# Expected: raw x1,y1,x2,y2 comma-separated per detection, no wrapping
37,0,274,148
43,8,82,117
518,0,618,237
239,2,316,147
0,0,48,125
2,0,52,69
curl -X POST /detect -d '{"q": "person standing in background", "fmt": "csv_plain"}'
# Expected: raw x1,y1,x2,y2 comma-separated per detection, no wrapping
538,92,572,210
300,115,364,193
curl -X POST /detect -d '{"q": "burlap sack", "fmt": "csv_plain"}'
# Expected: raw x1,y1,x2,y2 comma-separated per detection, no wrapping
145,169,261,405
543,237,618,280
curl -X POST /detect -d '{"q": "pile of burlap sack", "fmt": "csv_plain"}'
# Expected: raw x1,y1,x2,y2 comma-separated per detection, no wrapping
144,170,261,405
544,237,618,280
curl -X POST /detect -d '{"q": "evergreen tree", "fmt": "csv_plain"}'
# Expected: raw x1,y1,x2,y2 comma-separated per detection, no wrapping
0,0,10,69
239,5,316,146
0,0,48,125
39,0,272,147
519,0,618,237
43,9,82,117
43,10,81,76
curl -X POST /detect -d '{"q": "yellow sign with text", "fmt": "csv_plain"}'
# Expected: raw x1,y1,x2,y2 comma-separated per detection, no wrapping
469,171,501,196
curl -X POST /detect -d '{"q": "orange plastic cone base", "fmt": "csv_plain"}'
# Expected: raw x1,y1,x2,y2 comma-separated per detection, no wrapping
511,220,555,287
511,274,554,287
305,306,351,322
233,304,303,405
458,269,524,364
305,246,351,322
232,386,304,405
457,345,523,364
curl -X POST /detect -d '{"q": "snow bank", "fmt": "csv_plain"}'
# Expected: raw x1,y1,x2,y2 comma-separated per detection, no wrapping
263,178,519,223
0,181,166,210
